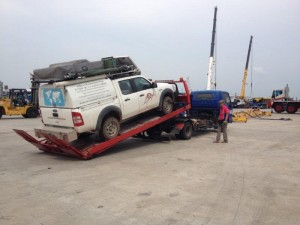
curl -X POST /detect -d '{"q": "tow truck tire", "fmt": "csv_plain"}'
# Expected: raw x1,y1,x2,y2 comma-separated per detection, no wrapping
26,107,39,118
273,103,284,113
178,121,193,140
286,104,297,114
0,110,2,119
161,96,174,115
101,116,120,140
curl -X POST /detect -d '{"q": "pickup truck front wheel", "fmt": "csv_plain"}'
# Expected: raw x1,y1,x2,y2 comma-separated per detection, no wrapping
101,116,120,140
162,96,174,115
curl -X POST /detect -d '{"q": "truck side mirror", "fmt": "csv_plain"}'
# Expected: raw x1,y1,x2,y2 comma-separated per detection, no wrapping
151,82,158,88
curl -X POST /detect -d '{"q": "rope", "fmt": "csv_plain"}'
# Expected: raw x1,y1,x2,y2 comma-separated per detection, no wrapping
239,111,292,121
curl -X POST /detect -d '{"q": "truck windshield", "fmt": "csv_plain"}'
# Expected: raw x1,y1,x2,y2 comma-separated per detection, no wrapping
195,93,213,100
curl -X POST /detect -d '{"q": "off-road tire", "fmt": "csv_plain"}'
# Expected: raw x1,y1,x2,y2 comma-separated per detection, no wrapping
161,96,173,115
26,107,39,118
273,103,284,113
286,104,297,114
101,116,120,140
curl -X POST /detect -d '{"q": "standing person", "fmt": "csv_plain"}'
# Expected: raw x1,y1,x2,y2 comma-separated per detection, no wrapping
214,100,230,143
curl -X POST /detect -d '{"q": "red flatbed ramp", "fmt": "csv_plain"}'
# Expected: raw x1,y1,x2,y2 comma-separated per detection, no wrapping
14,105,190,159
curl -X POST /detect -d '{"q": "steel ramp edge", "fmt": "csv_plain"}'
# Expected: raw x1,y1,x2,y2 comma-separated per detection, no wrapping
13,129,50,152
84,105,191,158
13,129,87,159
41,133,88,159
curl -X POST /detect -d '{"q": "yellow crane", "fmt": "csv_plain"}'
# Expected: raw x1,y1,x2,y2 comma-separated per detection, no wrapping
240,35,253,100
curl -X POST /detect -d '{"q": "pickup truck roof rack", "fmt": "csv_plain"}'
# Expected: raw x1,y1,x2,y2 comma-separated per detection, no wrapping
14,78,191,160
32,56,141,83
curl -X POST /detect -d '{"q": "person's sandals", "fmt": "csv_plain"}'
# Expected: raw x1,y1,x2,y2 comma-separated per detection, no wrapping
213,140,220,143
221,141,228,143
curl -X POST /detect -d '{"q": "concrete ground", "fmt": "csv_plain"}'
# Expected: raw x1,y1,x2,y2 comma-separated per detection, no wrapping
0,112,300,225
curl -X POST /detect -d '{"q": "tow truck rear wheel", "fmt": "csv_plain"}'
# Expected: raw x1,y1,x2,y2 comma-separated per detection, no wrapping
162,96,174,115
101,116,120,140
26,107,39,118
177,121,193,140
0,110,2,119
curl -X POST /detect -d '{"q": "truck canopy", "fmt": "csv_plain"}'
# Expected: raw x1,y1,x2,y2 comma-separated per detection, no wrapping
33,56,141,81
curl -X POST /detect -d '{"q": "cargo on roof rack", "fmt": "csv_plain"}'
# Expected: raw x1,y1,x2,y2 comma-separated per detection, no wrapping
32,56,141,82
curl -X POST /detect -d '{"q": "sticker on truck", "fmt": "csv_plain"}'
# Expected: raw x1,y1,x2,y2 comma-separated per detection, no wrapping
43,88,65,107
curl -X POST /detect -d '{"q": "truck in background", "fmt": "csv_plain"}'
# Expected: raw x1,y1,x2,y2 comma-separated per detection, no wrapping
271,84,300,113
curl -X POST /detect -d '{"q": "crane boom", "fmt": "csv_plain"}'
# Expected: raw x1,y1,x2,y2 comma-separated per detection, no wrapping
240,35,253,98
206,6,217,90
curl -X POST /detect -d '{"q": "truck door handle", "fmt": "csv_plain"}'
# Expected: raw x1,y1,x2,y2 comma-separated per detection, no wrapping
125,98,130,101
140,94,145,97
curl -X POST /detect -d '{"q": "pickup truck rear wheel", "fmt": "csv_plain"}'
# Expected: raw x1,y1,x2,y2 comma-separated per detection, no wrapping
101,116,120,140
162,96,173,115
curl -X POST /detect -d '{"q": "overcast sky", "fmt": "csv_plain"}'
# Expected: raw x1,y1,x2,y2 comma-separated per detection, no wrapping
1,0,300,98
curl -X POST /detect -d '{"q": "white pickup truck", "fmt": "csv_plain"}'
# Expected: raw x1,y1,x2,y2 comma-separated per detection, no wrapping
34,61,175,142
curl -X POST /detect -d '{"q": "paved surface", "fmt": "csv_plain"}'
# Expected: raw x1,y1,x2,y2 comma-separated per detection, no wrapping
0,112,300,225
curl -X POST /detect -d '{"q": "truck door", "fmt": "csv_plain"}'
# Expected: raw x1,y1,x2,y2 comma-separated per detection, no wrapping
222,92,232,109
118,79,139,120
132,77,156,113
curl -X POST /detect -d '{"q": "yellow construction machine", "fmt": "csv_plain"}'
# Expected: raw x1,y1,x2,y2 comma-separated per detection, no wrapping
232,109,272,122
0,88,39,119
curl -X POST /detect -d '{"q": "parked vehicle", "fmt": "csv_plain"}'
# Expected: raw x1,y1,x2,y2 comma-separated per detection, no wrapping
271,84,300,113
0,88,39,119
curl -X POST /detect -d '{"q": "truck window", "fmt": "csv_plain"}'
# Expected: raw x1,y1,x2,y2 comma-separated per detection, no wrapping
119,80,134,95
133,77,151,91
222,92,231,105
195,93,213,100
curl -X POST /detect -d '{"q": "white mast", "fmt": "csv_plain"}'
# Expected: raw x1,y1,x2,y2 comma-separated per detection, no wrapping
206,7,217,90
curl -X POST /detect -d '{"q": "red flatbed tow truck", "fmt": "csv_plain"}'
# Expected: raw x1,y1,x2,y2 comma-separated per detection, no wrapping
14,78,191,160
